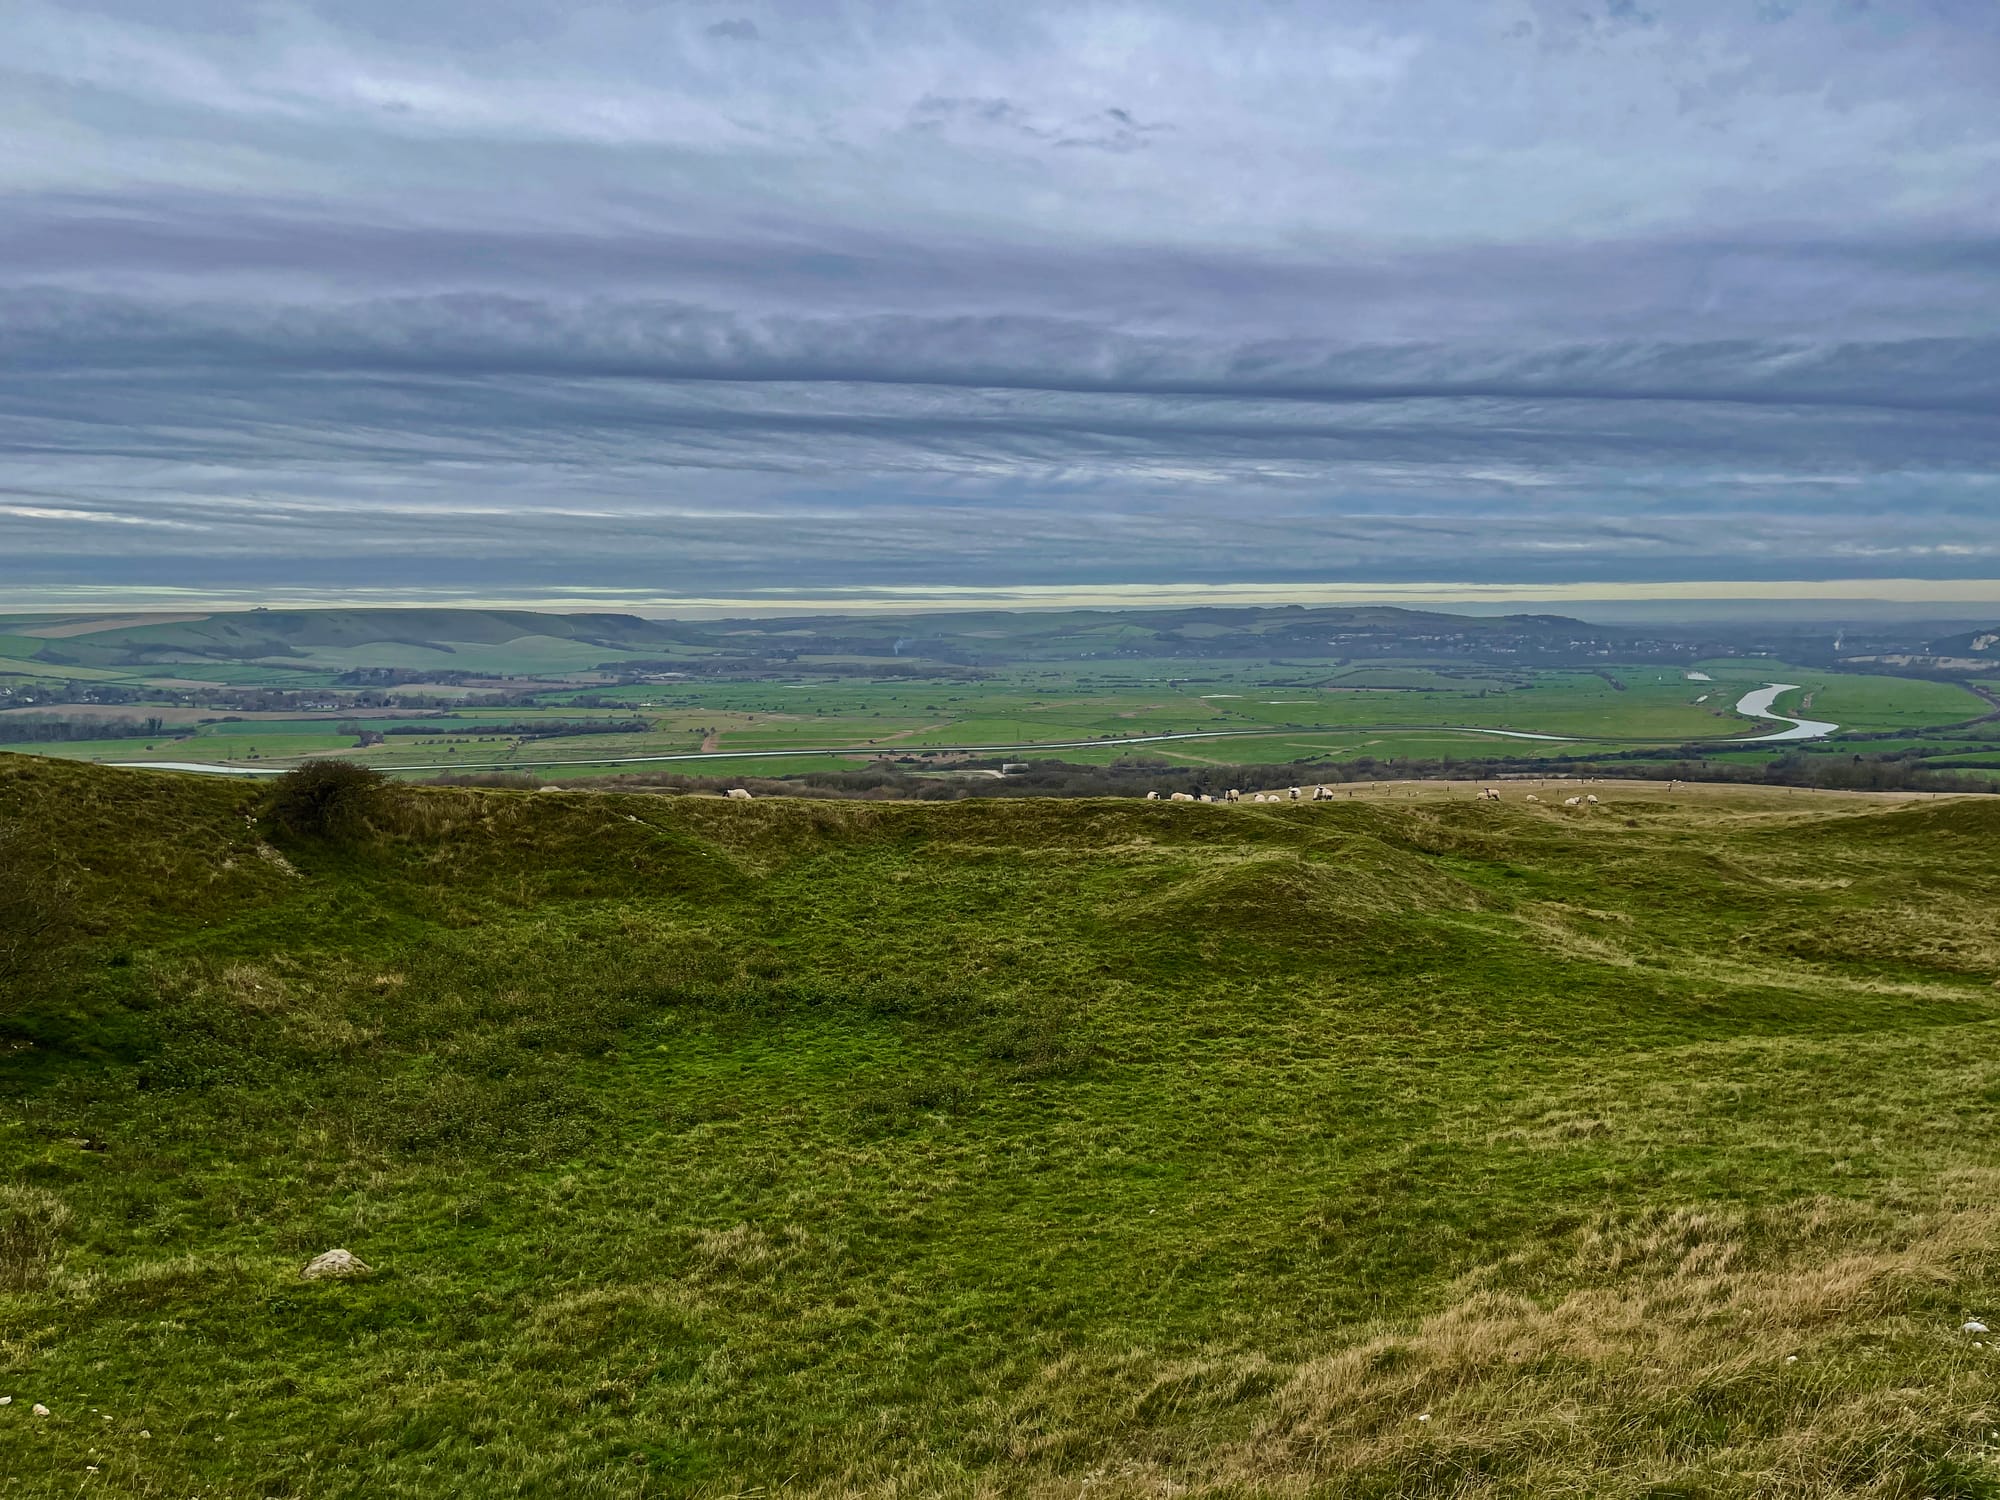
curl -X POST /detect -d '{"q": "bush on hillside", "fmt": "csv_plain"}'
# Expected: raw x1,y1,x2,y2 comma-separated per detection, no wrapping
266,759,389,839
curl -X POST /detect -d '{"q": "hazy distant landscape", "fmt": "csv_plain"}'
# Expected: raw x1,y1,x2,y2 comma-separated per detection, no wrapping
2,605,1996,794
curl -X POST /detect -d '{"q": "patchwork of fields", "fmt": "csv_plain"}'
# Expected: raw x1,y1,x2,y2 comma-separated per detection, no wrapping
4,663,1990,781
2,609,1995,784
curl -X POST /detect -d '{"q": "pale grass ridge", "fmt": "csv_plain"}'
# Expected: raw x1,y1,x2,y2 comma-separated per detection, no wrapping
668,1194,2000,1497
932,1196,1999,1499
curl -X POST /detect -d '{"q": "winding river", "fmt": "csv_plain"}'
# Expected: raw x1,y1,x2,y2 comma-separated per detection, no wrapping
1731,683,1840,743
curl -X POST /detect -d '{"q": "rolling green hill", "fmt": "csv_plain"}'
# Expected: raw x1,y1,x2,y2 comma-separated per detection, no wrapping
4,609,701,673
3,758,2000,1496
0,603,1670,675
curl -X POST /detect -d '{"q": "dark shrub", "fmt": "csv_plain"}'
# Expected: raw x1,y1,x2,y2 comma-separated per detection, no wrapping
267,759,388,839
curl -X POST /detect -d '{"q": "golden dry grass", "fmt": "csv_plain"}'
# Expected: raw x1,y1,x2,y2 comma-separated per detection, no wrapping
967,1196,2000,1499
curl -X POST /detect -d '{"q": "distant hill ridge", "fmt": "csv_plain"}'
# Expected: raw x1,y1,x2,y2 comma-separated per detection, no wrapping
1,602,1648,673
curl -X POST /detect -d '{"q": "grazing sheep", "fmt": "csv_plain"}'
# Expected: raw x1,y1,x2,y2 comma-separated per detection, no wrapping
1564,796,1583,806
1145,790,1162,800
726,788,753,801
1170,792,1195,802
1226,789,1241,802
1586,794,1599,805
1525,794,1540,803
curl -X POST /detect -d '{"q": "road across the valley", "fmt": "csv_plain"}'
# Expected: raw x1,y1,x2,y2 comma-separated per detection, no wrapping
108,684,1838,777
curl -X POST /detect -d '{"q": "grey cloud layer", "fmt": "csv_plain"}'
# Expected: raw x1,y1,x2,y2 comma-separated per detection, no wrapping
2,0,1997,594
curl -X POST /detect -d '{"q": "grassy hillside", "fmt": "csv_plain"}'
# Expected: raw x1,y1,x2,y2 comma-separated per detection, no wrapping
3,757,2000,1496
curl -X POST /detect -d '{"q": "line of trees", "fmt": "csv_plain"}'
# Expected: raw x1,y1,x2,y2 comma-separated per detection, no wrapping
0,716,168,743
377,719,649,739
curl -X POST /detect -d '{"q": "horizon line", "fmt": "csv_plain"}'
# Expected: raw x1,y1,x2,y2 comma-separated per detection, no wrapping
3,577,2000,619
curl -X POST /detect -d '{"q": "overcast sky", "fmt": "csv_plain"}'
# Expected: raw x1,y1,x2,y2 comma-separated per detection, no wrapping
3,0,1998,606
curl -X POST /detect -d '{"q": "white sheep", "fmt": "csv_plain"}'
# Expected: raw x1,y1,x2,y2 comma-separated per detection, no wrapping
1170,791,1195,802
726,787,753,800
1564,796,1583,806
1586,794,1599,805
1145,790,1161,800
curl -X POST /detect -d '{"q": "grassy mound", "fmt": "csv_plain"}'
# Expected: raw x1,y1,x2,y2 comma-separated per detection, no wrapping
1117,838,1484,938
2,756,1999,1497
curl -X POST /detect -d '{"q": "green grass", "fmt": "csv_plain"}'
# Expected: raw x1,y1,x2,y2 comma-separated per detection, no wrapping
3,758,2000,1495
0,738,206,762
0,656,131,682
13,654,1993,783
279,636,651,675
1691,661,1985,732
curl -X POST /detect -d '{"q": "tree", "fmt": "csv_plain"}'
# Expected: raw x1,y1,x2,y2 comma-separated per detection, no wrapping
266,760,388,840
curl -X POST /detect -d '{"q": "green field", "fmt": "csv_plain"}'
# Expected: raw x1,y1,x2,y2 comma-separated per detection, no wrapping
2,664,1981,777
2,608,1992,788
4,758,2000,1495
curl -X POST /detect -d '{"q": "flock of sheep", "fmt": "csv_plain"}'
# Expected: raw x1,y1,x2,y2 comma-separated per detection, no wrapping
1147,786,1336,803
720,784,1608,806
1143,786,1603,807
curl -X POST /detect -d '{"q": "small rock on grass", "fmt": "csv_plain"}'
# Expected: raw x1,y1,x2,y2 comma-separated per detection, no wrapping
300,1248,373,1280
